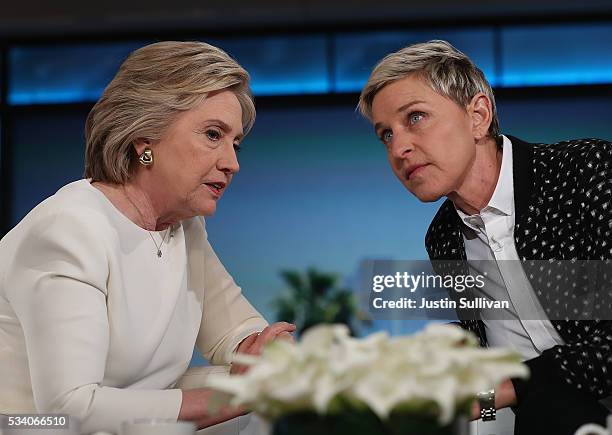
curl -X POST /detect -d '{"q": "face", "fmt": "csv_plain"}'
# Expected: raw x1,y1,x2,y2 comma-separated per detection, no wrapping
143,89,244,219
371,74,478,202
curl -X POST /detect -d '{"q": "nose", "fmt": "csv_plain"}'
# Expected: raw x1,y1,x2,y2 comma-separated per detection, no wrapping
388,130,413,160
218,143,240,175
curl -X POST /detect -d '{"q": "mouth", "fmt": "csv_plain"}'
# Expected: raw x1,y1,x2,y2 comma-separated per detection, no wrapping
406,164,429,180
203,181,226,198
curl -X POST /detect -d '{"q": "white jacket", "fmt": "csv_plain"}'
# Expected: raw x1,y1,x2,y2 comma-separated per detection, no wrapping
0,180,267,433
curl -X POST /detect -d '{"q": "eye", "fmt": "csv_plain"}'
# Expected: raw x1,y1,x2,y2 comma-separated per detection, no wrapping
408,112,425,125
233,143,242,153
205,129,221,141
380,129,393,144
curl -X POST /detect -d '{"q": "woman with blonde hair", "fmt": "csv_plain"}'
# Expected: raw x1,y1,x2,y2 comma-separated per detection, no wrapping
0,41,294,433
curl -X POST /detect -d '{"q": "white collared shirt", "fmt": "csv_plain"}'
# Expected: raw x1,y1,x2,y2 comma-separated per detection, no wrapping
456,136,564,435
455,135,564,357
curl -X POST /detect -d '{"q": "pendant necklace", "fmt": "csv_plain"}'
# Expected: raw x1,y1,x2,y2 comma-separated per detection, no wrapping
123,187,170,258
149,230,171,258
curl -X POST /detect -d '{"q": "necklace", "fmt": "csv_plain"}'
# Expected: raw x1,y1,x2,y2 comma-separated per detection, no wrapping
148,230,171,258
123,186,171,258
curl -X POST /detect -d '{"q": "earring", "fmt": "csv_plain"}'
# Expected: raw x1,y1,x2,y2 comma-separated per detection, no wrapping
139,148,153,166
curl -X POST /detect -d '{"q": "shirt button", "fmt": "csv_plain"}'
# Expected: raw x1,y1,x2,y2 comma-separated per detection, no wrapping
490,238,503,252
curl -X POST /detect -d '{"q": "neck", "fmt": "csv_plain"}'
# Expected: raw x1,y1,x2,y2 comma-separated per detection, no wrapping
448,137,502,215
92,176,174,231
122,182,164,231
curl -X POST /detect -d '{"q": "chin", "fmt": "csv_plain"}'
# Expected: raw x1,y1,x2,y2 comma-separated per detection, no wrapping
200,206,217,217
409,187,444,203
192,202,217,217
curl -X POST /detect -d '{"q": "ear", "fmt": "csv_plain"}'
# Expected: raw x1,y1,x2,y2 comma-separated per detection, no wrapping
133,138,152,156
468,93,493,140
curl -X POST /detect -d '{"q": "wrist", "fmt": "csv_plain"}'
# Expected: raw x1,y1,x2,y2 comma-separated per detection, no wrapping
496,379,517,408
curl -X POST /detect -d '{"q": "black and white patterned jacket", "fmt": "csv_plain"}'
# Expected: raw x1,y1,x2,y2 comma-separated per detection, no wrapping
425,136,612,402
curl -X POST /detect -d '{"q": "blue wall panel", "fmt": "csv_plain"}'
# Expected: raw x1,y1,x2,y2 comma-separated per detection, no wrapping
501,23,612,86
211,35,330,95
334,28,497,92
9,43,146,105
7,23,612,105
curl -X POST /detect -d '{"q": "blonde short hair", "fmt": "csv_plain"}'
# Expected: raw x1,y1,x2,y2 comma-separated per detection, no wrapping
358,40,500,139
85,41,256,183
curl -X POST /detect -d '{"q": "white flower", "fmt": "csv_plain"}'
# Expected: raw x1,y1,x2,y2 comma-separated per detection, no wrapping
205,324,528,424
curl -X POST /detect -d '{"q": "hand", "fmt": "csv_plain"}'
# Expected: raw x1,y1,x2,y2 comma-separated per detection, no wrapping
231,322,296,374
470,379,517,420
179,388,248,429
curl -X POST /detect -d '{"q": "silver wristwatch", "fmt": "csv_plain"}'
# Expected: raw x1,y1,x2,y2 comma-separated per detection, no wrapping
476,388,496,421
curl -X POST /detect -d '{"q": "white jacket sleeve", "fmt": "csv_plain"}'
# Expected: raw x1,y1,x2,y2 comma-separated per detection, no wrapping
195,223,268,366
4,210,182,434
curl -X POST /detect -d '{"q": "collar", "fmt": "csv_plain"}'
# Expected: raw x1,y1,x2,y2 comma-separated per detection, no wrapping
426,135,537,262
455,135,514,227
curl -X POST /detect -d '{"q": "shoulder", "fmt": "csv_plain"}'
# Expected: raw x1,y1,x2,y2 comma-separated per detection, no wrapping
532,137,611,163
8,180,115,240
536,139,610,190
509,136,610,194
0,181,112,283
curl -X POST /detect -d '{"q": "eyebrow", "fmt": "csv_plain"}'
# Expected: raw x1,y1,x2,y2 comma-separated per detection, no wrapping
396,100,426,114
373,100,426,133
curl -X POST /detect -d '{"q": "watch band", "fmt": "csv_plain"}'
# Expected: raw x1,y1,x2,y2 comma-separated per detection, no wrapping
477,388,496,421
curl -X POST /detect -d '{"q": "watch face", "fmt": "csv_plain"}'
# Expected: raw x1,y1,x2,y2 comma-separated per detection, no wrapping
477,388,495,399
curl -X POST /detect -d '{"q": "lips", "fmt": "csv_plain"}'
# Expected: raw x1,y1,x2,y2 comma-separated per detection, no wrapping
203,181,226,198
406,164,429,180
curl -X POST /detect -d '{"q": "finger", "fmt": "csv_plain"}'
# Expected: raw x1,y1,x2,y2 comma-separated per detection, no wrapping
230,361,249,375
254,323,294,345
273,321,297,329
276,331,294,342
263,322,296,338
250,324,295,355
235,332,259,354
230,362,243,375
231,337,259,375
248,332,272,356
274,322,297,332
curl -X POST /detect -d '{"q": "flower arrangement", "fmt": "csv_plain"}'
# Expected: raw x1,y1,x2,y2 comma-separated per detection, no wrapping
206,324,528,432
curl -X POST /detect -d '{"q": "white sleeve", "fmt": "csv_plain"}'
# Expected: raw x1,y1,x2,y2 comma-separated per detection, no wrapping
4,210,182,434
195,225,268,366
